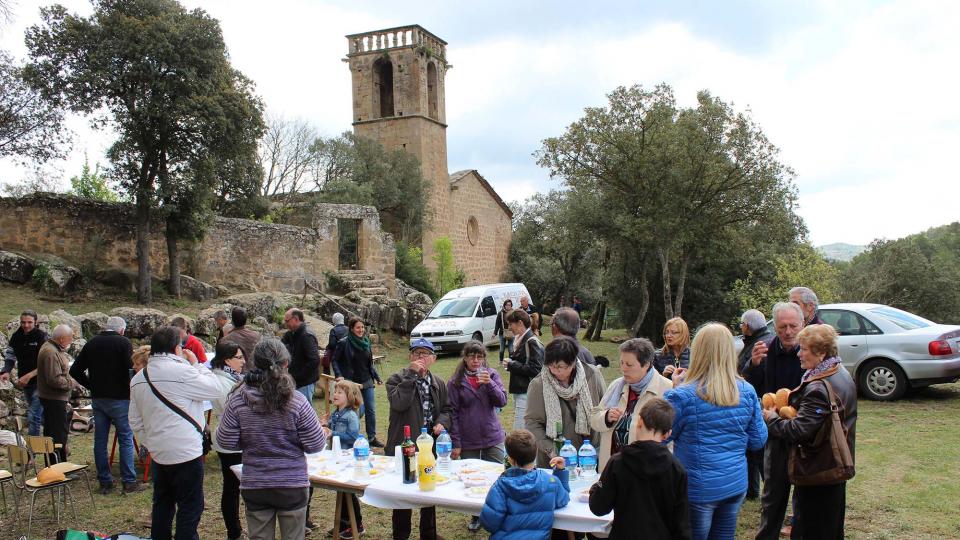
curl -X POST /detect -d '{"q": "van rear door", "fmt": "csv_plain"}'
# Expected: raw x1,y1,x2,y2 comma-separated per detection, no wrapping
480,296,497,343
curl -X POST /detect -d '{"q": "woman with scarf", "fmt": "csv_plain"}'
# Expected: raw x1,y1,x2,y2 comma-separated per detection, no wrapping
763,324,857,539
211,341,247,540
333,317,384,447
525,335,605,468
590,337,673,472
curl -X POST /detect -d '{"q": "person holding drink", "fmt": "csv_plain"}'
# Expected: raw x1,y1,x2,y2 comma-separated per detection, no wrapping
447,340,508,531
386,338,452,540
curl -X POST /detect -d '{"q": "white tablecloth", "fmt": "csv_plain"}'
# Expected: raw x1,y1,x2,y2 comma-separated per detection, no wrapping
232,455,612,536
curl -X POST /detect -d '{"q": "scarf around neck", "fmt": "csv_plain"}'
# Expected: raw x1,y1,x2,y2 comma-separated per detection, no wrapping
222,365,242,382
802,356,841,382
605,366,656,408
348,333,371,351
543,360,593,439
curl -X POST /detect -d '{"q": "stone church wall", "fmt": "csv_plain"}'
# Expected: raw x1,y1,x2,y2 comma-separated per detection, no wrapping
0,194,394,293
449,172,512,285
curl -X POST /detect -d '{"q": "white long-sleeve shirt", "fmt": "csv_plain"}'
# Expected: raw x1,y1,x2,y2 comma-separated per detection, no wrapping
129,353,222,465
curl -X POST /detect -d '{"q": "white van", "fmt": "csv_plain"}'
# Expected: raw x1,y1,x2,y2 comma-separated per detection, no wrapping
409,283,533,353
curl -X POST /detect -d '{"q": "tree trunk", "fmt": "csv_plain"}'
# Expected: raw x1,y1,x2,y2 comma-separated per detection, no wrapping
630,268,650,337
657,246,674,320
135,195,152,304
588,301,607,341
166,225,181,298
673,252,692,318
585,300,603,340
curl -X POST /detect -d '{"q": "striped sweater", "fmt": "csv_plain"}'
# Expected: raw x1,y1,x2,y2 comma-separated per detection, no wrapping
217,383,326,490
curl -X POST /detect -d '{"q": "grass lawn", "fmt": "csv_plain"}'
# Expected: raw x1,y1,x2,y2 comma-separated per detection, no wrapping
2,321,959,539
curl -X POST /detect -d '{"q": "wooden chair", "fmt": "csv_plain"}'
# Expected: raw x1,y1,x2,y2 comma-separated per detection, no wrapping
319,373,337,416
5,444,78,538
23,435,95,507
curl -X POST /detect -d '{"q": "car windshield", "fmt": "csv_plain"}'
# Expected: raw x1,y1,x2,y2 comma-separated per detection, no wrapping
426,297,479,319
867,306,933,331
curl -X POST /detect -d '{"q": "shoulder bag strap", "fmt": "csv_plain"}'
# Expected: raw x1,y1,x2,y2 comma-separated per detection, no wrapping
143,366,204,436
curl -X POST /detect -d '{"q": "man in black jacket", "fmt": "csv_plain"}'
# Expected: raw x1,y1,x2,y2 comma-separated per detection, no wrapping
738,309,774,500
282,308,320,403
501,309,544,431
70,316,145,494
1,310,47,435
745,302,804,540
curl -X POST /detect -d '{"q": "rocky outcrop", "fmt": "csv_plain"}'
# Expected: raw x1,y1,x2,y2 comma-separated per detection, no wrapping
40,264,83,296
0,251,35,284
180,275,218,301
109,307,167,338
48,309,83,339
225,292,299,321
76,312,110,337
0,331,7,351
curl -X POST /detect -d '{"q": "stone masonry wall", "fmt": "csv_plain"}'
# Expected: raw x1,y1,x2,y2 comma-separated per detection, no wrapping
0,194,395,293
449,172,512,285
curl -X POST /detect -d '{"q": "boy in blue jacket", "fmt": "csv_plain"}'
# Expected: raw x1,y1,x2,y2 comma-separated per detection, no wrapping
480,429,571,540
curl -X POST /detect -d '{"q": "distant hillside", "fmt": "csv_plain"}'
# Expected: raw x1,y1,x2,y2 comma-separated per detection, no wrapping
817,242,866,262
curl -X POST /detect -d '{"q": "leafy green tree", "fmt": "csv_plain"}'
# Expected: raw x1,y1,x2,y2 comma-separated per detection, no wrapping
0,49,69,164
69,154,120,202
432,236,463,296
537,84,798,323
842,223,960,322
25,0,264,303
728,243,841,318
395,242,437,300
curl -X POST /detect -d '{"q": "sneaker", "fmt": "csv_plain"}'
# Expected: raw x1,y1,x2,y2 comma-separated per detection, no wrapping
780,525,792,537
328,526,365,539
368,438,385,448
305,520,318,536
123,481,147,494
467,516,482,532
98,483,115,495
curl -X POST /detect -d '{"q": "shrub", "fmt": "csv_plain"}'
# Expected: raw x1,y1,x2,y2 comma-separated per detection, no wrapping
395,242,437,299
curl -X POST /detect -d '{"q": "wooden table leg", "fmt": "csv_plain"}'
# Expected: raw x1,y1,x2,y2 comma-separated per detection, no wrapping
332,490,343,540
345,492,359,535
567,531,576,540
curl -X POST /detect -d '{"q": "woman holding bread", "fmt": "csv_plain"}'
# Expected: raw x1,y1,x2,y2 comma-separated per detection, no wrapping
762,324,857,539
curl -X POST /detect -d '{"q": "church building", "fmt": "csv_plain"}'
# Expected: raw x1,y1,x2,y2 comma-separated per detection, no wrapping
345,25,513,286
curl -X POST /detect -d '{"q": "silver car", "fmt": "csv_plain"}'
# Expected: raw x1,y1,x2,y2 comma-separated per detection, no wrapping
816,303,960,400
737,303,960,401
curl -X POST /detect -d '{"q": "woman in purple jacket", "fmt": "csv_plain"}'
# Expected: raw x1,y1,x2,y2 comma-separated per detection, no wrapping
448,340,509,531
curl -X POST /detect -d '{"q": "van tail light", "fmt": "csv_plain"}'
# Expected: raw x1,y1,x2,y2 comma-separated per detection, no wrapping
929,340,953,356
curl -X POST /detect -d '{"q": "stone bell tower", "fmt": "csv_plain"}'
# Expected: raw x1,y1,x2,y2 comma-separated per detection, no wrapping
345,25,451,268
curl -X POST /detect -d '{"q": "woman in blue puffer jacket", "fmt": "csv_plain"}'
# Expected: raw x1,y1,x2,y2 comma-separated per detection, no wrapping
665,323,767,540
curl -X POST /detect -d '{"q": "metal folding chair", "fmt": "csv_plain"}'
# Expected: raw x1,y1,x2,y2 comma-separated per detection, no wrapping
0,464,19,525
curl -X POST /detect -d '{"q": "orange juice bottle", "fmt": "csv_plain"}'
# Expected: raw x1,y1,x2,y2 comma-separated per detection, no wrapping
416,427,436,491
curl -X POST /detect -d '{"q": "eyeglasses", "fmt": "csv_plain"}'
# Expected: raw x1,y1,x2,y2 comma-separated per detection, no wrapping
232,353,244,359
465,353,485,359
412,350,435,358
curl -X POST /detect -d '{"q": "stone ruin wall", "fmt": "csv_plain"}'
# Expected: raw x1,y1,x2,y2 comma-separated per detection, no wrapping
0,194,395,293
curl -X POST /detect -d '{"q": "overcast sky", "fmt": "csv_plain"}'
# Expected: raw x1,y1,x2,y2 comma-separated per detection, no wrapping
2,0,958,246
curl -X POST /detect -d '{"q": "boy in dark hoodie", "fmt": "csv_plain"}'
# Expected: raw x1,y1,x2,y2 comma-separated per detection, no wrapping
589,397,692,540
480,429,570,540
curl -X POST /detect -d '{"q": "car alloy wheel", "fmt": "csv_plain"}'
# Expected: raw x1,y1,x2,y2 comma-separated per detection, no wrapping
860,359,907,401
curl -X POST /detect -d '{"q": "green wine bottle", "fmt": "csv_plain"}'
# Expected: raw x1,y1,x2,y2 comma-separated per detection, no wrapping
553,420,565,454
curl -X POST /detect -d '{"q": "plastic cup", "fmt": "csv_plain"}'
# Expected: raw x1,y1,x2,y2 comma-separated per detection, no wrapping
332,436,341,455
395,445,403,474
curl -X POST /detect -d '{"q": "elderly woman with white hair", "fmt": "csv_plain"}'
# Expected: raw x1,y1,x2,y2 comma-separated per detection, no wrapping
71,316,146,493
37,323,76,463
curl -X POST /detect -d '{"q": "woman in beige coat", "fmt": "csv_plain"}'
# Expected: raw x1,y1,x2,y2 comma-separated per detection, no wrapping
590,338,673,471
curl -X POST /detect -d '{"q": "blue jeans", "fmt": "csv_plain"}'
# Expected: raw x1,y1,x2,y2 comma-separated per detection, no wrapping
22,385,44,436
689,493,745,540
152,457,204,540
297,383,315,404
93,398,137,485
360,386,377,440
498,335,512,362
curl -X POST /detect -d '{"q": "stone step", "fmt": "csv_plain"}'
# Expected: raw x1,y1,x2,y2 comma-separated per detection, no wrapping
337,270,375,278
344,279,386,290
358,287,390,296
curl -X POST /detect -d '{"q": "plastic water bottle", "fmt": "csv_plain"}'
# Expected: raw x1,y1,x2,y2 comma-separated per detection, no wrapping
578,439,598,478
353,434,370,480
436,429,452,472
559,439,578,478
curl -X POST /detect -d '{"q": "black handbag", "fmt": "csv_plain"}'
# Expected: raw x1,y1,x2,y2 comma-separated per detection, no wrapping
143,366,212,456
